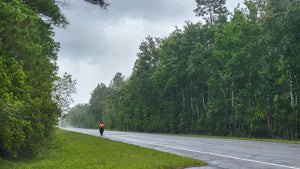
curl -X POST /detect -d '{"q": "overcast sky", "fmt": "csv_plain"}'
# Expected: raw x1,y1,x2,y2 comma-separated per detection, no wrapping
54,0,244,106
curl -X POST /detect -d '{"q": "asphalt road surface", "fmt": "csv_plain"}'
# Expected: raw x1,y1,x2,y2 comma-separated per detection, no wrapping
62,127,300,169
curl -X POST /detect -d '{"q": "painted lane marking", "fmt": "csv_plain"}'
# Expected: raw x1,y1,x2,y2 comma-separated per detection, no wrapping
62,128,299,169
115,137,299,169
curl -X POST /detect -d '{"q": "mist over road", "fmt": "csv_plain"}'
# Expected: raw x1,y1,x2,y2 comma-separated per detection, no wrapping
62,127,300,169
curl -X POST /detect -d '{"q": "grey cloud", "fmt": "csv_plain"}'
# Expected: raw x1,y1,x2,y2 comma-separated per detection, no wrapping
55,0,244,104
105,0,198,22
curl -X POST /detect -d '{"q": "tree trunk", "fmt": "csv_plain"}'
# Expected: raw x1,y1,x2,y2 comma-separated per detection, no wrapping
202,84,208,116
182,87,186,110
232,80,236,131
290,72,294,106
190,80,195,118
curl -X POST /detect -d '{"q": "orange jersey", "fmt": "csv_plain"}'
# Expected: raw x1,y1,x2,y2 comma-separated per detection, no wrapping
98,123,104,128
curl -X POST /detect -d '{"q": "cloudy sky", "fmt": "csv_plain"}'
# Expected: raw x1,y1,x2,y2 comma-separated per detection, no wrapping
54,0,244,106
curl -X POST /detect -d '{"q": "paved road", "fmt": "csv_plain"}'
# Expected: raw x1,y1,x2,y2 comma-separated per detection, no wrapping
61,127,300,169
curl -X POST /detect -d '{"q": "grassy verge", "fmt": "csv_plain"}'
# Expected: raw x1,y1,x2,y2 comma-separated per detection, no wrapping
0,129,205,169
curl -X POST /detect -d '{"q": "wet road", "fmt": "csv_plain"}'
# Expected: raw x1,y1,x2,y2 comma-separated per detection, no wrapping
61,127,300,169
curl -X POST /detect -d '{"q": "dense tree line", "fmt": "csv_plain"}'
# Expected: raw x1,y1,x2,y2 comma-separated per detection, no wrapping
68,73,125,128
0,0,107,159
68,0,299,139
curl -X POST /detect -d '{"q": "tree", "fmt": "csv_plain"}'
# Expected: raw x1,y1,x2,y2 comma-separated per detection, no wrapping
52,72,77,114
0,0,107,158
281,1,300,139
68,104,90,128
84,0,109,8
0,57,30,158
0,0,57,158
213,1,263,136
194,0,228,23
253,0,267,16
109,72,125,90
130,37,161,132
21,0,68,27
260,0,300,138
63,0,299,140
89,83,109,124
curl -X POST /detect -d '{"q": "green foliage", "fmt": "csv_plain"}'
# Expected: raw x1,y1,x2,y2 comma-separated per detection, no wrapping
52,72,77,114
0,101,32,158
68,82,113,129
194,0,228,23
0,0,78,159
0,57,36,158
68,104,90,128
21,0,68,27
70,0,300,140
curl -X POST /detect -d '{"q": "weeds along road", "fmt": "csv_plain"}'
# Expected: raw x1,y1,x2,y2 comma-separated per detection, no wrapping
61,127,300,169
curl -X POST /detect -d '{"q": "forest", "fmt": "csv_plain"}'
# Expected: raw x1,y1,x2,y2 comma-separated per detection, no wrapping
0,0,107,159
68,0,300,139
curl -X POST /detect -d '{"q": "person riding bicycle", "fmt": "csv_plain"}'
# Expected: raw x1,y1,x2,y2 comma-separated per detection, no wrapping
98,122,104,136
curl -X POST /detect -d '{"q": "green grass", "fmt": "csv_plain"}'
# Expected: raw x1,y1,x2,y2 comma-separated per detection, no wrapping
0,129,205,169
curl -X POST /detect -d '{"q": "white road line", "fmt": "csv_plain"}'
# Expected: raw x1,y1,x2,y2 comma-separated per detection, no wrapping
62,128,299,169
117,137,300,169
